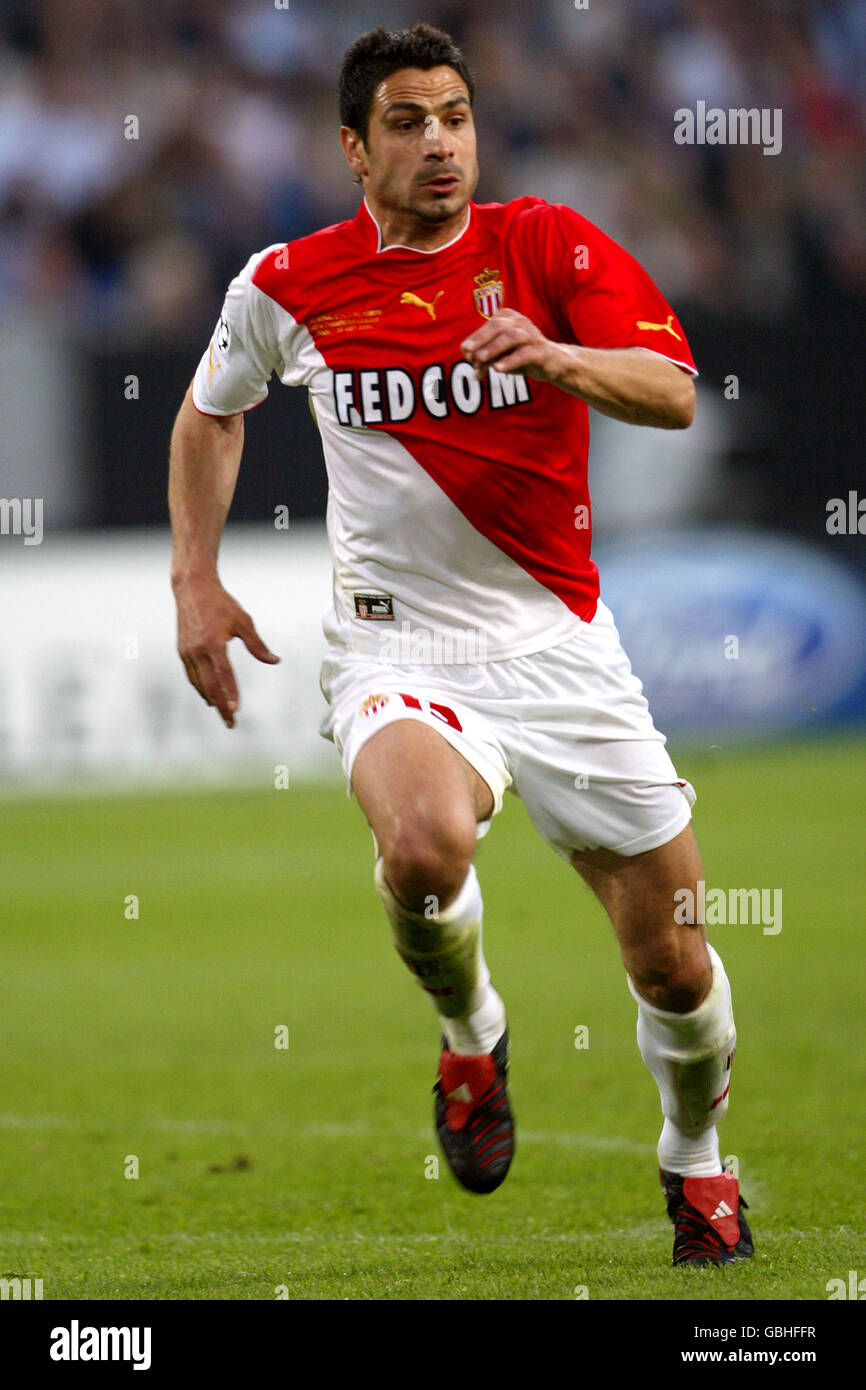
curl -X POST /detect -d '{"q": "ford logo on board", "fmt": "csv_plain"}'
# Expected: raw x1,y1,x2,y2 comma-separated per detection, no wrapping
596,529,866,739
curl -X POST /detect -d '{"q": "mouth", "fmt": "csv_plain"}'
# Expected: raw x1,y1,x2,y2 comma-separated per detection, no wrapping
422,175,460,194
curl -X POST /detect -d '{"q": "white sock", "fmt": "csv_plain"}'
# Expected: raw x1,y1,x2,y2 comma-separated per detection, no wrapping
444,979,506,1056
629,943,735,1178
657,1117,722,1176
374,858,506,1055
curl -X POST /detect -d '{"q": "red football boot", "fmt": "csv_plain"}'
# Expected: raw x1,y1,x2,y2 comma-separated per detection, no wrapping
661,1168,755,1266
433,1030,514,1194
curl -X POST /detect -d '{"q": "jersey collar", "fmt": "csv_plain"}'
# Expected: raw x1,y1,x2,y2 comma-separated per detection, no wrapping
361,196,472,255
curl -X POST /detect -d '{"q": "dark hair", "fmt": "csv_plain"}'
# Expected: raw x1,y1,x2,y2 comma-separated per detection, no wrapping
338,22,474,144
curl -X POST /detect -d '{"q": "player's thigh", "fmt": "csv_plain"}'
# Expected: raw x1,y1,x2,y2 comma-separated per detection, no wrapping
572,824,711,1008
352,718,494,882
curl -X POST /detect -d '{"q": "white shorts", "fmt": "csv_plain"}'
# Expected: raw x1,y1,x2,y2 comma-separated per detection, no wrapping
318,600,695,860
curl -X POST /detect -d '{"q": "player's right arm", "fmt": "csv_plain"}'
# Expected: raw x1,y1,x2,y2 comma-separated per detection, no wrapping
169,246,287,728
169,387,278,729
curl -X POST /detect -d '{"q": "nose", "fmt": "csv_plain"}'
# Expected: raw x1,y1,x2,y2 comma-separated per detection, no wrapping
423,116,452,152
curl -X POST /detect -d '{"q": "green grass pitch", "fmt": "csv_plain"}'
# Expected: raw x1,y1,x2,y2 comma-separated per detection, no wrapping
2,734,864,1301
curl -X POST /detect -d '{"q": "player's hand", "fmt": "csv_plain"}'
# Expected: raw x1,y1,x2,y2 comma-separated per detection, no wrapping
174,575,280,729
460,308,564,383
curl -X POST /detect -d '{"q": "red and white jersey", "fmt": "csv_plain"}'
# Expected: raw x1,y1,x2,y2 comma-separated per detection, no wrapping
193,196,696,662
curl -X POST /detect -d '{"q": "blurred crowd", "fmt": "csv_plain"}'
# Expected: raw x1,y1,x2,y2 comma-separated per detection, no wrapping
0,0,864,342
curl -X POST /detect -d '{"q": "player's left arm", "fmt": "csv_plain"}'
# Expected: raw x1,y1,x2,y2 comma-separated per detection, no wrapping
461,309,695,430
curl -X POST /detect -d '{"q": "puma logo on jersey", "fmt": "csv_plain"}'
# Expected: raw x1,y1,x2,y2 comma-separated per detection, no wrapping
710,1200,735,1221
635,313,682,340
207,343,221,382
400,290,444,320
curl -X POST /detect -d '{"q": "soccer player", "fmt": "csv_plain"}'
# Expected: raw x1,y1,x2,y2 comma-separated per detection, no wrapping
169,23,753,1267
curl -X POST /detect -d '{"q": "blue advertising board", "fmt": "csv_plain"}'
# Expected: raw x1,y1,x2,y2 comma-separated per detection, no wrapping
595,530,866,740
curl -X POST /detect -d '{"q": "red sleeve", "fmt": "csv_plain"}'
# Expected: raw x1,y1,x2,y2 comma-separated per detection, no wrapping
530,202,697,375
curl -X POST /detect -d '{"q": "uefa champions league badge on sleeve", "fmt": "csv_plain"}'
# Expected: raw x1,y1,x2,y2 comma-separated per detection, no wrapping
594,529,866,740
216,313,230,352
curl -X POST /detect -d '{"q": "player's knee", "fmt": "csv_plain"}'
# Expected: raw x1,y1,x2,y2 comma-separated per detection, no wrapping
382,813,476,913
629,943,712,1013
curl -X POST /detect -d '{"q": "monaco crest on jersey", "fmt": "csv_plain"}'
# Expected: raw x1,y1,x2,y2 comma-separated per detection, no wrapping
473,266,504,318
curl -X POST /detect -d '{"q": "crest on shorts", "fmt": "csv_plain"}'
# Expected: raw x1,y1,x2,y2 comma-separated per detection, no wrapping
359,693,390,718
473,267,504,319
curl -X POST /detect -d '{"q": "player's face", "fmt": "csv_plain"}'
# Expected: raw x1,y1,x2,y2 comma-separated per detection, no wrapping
347,66,478,229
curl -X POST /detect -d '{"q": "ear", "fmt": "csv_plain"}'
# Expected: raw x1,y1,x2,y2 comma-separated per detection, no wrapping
340,125,368,183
